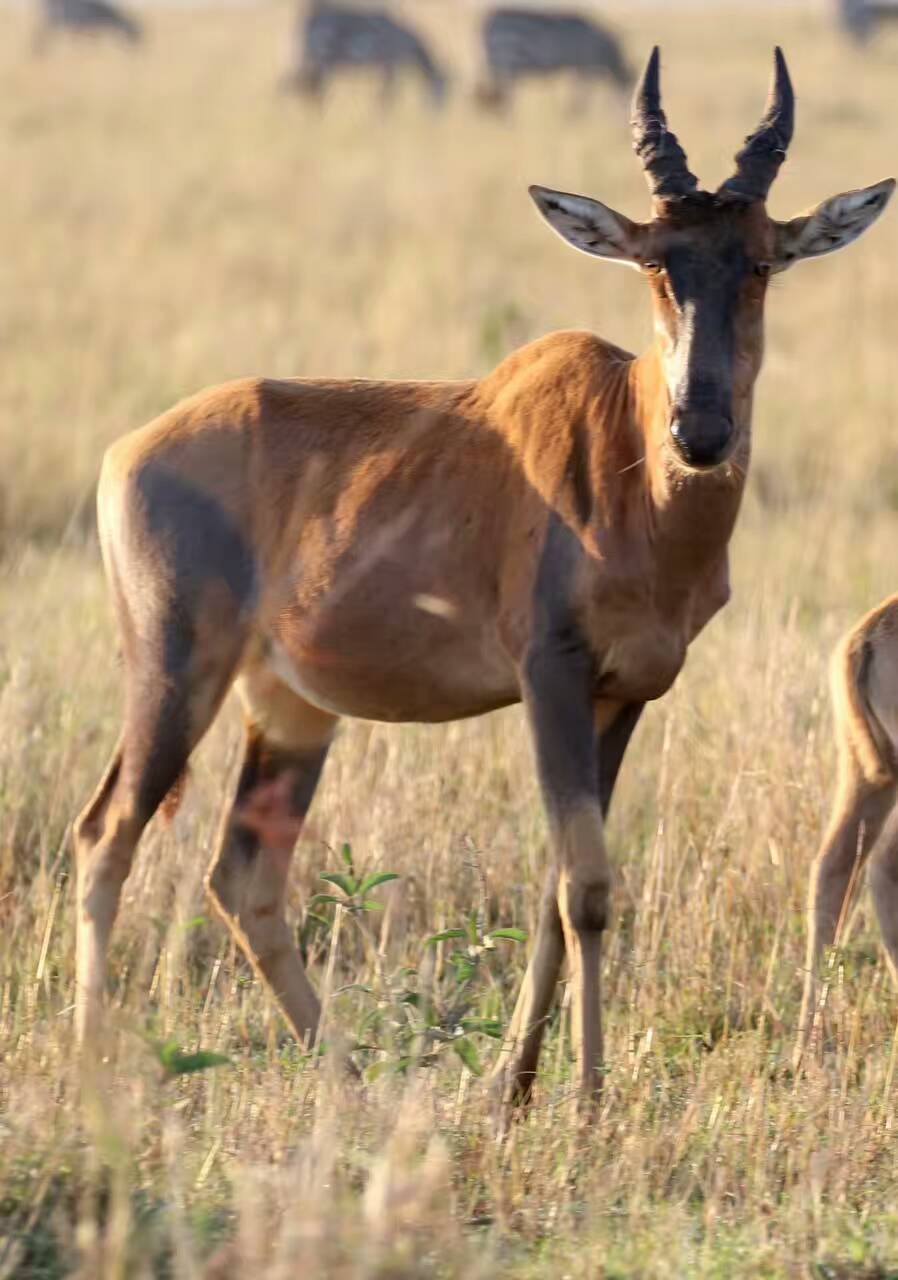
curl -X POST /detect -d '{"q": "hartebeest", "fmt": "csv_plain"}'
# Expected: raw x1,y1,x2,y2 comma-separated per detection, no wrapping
74,48,893,1105
796,596,898,1064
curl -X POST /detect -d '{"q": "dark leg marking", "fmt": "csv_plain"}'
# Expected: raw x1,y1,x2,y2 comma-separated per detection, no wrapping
598,703,644,818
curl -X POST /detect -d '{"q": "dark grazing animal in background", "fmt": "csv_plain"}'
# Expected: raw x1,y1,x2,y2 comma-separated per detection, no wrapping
71,48,892,1112
836,0,898,42
477,6,630,111
286,1,447,105
34,0,142,50
796,596,898,1066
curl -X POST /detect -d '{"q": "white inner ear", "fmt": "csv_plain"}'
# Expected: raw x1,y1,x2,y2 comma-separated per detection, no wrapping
530,187,641,265
775,179,895,269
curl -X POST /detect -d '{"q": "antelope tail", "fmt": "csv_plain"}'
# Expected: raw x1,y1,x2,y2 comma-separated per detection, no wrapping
832,627,894,787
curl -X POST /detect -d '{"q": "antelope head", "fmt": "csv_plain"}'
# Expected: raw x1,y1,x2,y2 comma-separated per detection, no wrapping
531,48,894,470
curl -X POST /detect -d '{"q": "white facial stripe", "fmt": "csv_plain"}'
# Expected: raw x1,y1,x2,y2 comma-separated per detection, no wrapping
665,299,697,407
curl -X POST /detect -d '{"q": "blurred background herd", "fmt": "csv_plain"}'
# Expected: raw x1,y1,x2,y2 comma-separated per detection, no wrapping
23,0,898,98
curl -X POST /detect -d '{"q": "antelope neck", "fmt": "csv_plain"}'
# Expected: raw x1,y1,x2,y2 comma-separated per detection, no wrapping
628,344,751,554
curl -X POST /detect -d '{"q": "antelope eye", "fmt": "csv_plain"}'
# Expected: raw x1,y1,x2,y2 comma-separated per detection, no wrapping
754,262,772,278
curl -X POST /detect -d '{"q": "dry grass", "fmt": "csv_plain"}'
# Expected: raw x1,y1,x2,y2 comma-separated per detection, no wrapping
4,3,898,1276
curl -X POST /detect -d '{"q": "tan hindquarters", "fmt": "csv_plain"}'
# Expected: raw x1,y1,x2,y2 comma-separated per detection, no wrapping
796,596,898,1065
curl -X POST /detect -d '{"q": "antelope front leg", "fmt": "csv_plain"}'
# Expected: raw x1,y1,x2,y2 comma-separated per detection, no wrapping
523,635,608,1104
492,702,642,1109
491,864,564,1108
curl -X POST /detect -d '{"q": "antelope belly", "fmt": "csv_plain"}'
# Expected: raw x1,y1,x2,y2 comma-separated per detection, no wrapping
261,631,519,724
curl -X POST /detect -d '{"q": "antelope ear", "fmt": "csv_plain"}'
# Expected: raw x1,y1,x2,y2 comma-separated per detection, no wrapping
530,186,644,266
772,179,895,272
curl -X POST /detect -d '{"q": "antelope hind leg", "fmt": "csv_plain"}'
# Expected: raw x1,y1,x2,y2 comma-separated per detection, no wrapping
868,803,898,988
796,611,898,1067
206,666,337,1051
74,623,241,1048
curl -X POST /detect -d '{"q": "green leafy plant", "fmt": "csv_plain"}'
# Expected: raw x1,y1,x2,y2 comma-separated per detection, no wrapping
309,842,399,918
151,1037,232,1079
304,849,527,1081
411,908,527,1077
299,841,399,968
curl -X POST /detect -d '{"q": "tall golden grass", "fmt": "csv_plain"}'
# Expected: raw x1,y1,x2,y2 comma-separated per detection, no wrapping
4,4,898,1275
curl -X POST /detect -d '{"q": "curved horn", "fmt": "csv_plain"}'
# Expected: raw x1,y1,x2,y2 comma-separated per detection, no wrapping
631,46,699,200
719,48,794,202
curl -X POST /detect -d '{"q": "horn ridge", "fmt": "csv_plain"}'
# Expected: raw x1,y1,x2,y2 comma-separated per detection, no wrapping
631,46,699,200
719,47,795,203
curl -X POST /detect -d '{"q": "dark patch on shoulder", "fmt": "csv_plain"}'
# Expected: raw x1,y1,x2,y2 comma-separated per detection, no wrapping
530,511,583,642
565,414,593,528
524,516,597,810
597,703,643,817
527,513,595,678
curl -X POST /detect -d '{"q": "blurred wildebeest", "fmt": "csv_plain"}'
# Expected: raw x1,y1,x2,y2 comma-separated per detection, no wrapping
34,0,142,50
837,0,898,42
476,6,630,111
286,1,448,106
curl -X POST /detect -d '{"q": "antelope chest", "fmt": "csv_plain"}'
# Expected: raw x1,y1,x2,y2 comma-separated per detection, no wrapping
593,618,688,702
574,543,728,705
577,576,691,703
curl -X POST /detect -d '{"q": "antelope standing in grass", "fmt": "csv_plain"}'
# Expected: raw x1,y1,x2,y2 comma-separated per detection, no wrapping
286,1,447,106
477,6,630,111
74,48,893,1108
34,0,142,51
796,597,898,1064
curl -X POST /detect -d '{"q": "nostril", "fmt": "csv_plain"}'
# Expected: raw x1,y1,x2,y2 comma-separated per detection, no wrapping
669,418,687,446
670,415,733,467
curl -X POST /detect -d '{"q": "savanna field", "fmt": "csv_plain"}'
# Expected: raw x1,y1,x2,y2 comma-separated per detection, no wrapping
5,3,898,1275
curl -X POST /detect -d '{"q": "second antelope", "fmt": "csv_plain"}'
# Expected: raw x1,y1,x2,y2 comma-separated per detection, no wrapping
74,49,892,1107
796,596,898,1065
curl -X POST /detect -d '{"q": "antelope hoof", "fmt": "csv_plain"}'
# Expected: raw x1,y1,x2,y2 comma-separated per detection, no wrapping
488,1066,535,1136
